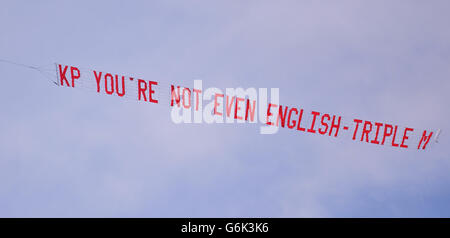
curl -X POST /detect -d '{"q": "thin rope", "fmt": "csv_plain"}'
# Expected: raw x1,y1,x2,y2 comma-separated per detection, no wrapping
0,59,57,84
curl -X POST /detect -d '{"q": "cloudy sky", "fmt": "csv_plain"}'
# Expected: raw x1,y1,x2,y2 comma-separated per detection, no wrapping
1,0,450,217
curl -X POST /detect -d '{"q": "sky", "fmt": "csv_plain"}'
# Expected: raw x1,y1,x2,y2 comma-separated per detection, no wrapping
1,0,450,217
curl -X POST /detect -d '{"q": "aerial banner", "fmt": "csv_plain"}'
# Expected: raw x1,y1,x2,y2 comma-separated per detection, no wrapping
55,63,440,151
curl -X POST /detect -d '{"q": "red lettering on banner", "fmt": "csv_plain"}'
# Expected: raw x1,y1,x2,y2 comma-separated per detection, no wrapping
234,97,244,120
276,105,288,128
392,125,400,147
70,67,80,87
307,111,320,134
104,73,114,95
319,114,330,135
170,85,181,107
115,75,125,97
266,103,277,126
370,122,383,144
182,88,191,109
138,79,147,101
193,89,202,111
148,81,158,104
287,108,298,129
381,124,393,145
52,63,440,151
296,109,306,131
214,93,224,116
94,71,102,92
361,121,372,142
329,115,341,137
58,65,70,87
417,130,433,150
245,99,256,122
352,119,363,140
400,127,414,148
226,96,235,117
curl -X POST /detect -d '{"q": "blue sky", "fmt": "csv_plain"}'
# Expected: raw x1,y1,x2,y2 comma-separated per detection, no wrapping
1,0,450,217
